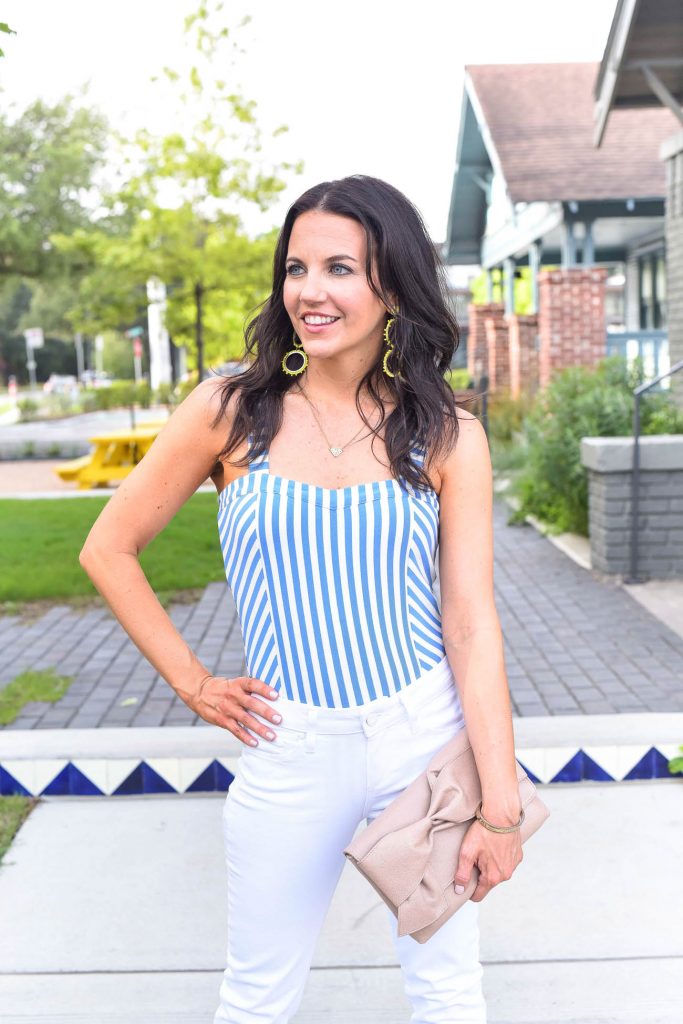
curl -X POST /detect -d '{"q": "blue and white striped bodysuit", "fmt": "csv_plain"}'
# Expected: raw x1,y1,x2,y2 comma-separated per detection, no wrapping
216,434,447,708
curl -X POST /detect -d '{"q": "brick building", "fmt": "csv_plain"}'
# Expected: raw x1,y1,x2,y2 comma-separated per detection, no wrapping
443,62,681,400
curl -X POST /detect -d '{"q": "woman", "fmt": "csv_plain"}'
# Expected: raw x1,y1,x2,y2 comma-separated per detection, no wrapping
80,175,523,1023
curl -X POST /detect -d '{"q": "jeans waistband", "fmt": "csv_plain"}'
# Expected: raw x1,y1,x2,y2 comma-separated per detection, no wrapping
272,654,457,737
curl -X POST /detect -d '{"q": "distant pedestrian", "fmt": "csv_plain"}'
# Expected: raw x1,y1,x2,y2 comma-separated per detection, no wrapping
80,175,524,1023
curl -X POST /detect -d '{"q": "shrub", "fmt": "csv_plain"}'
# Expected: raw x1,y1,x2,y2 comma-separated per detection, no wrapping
18,398,40,421
135,381,152,409
509,354,677,536
486,391,528,444
172,375,200,406
155,382,173,407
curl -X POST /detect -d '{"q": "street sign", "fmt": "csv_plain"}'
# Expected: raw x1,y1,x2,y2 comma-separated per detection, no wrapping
24,327,44,348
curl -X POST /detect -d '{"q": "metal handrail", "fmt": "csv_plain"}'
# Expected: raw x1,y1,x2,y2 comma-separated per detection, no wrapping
627,357,683,583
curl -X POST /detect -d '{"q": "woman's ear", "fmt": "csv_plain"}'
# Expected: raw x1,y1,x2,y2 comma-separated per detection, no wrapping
385,292,399,315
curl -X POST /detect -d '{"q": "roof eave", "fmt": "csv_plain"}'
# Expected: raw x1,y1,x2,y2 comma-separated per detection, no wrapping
593,0,642,148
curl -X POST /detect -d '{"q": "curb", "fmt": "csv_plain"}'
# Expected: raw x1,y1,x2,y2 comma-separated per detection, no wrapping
1,714,681,797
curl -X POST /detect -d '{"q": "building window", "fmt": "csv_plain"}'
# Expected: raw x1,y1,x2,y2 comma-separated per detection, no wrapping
638,251,666,329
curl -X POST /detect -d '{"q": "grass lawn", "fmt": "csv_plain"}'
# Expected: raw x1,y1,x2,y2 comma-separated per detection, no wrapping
0,795,38,864
0,667,74,726
0,492,225,603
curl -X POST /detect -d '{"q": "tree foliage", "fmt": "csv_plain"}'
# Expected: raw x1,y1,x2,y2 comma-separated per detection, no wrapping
0,95,109,280
51,0,302,376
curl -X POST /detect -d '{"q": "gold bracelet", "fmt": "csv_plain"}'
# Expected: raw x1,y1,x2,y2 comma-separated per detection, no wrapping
474,800,525,833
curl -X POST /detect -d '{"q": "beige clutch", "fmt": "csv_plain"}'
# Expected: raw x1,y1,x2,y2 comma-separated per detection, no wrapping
343,725,551,943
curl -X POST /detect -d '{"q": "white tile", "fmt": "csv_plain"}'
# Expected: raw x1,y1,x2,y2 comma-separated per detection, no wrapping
146,758,182,792
107,759,144,794
71,759,110,794
583,745,620,780
1,759,36,795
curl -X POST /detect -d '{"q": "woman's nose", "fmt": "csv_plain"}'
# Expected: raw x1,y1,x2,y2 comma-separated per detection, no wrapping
298,272,327,302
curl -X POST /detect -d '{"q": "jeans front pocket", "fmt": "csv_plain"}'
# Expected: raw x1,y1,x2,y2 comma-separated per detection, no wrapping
241,721,308,764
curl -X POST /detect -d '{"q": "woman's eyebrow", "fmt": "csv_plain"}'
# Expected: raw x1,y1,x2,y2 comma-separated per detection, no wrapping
285,254,358,263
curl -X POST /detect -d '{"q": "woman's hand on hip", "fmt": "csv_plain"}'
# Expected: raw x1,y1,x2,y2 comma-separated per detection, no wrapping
187,674,282,746
453,818,524,903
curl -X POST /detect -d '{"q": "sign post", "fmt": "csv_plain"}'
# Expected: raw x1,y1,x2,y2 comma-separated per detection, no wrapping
23,327,44,389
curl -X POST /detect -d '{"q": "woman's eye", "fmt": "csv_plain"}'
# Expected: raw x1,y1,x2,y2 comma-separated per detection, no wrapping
330,264,351,275
285,264,303,276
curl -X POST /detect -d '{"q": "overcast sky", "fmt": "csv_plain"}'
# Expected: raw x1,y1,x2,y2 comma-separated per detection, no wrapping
1,0,618,281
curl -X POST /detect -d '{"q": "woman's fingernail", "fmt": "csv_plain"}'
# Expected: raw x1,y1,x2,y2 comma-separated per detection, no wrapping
272,714,282,724
455,884,465,894
269,690,278,699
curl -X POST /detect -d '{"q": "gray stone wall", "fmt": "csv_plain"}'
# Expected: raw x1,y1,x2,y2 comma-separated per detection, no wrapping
581,435,683,580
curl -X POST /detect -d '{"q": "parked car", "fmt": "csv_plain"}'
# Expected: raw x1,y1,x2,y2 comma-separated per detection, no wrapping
81,370,113,387
43,374,79,396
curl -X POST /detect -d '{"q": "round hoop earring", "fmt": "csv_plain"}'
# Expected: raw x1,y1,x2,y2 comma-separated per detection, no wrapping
281,331,308,377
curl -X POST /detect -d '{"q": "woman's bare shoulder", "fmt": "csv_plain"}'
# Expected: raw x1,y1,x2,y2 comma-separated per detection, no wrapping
432,408,488,493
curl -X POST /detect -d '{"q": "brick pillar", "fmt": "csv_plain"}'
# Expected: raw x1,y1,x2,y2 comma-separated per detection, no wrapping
663,130,683,409
467,302,504,383
485,314,510,392
508,313,539,398
537,268,608,388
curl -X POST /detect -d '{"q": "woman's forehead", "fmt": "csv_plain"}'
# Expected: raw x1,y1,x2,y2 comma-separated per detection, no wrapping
288,210,367,256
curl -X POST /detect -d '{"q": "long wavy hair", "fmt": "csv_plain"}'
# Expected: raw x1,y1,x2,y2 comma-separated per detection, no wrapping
209,174,466,493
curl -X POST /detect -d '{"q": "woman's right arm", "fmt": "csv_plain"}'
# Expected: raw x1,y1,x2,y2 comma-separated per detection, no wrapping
78,376,281,745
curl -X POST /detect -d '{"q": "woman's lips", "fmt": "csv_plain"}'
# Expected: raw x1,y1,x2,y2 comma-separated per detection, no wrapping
300,317,340,334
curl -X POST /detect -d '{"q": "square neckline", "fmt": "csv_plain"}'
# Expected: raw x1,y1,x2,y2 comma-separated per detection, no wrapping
216,434,438,508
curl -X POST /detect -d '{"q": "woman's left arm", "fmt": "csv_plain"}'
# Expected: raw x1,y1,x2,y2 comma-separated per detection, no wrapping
436,409,523,901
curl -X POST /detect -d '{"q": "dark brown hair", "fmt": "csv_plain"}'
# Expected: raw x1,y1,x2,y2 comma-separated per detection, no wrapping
209,174,465,492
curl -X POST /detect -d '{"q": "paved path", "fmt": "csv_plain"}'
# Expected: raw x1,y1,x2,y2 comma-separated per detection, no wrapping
2,498,682,730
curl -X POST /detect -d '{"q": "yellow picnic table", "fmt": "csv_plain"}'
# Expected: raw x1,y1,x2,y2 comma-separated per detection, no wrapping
55,420,168,489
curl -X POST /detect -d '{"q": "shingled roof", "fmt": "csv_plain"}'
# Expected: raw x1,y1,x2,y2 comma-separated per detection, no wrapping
466,62,680,202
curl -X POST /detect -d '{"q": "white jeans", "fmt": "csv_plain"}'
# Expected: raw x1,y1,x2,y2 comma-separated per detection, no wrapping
213,654,487,1023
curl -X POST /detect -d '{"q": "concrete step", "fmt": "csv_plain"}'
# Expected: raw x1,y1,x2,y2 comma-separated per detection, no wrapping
3,713,682,799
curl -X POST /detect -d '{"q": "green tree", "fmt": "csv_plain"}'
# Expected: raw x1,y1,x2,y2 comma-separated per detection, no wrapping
0,94,109,280
52,1,302,377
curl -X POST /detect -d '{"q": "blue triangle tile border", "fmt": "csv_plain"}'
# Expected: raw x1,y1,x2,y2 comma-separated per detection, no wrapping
0,748,679,796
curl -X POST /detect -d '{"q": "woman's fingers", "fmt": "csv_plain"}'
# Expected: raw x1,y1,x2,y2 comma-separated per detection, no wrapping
197,674,282,745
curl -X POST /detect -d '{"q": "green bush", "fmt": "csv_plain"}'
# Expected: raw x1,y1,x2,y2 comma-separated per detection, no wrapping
509,355,680,536
172,375,199,406
78,391,99,413
641,390,683,434
487,391,528,443
18,398,40,421
155,382,173,407
135,381,152,408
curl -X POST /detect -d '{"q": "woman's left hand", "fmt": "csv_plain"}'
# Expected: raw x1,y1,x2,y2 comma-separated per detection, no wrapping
453,815,524,903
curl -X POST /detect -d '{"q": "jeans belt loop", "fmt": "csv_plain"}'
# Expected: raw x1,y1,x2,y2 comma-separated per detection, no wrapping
397,688,418,733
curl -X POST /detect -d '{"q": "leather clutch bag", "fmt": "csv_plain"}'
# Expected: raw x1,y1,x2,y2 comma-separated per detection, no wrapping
343,725,551,943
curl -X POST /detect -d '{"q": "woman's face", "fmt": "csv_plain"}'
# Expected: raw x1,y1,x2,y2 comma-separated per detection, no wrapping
282,210,393,364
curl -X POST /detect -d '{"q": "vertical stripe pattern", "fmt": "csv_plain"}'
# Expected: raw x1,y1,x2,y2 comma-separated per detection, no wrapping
216,435,447,707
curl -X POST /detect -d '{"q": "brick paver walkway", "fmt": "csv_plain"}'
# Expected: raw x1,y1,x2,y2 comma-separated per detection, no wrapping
1,498,682,730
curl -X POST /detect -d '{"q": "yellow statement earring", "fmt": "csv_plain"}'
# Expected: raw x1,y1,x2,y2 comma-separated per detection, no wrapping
281,331,308,377
382,309,401,379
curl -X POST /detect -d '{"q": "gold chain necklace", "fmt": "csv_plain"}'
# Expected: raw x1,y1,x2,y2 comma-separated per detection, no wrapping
296,382,375,457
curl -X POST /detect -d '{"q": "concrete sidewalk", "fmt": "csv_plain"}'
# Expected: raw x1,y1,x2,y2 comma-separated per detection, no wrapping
0,778,681,1023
